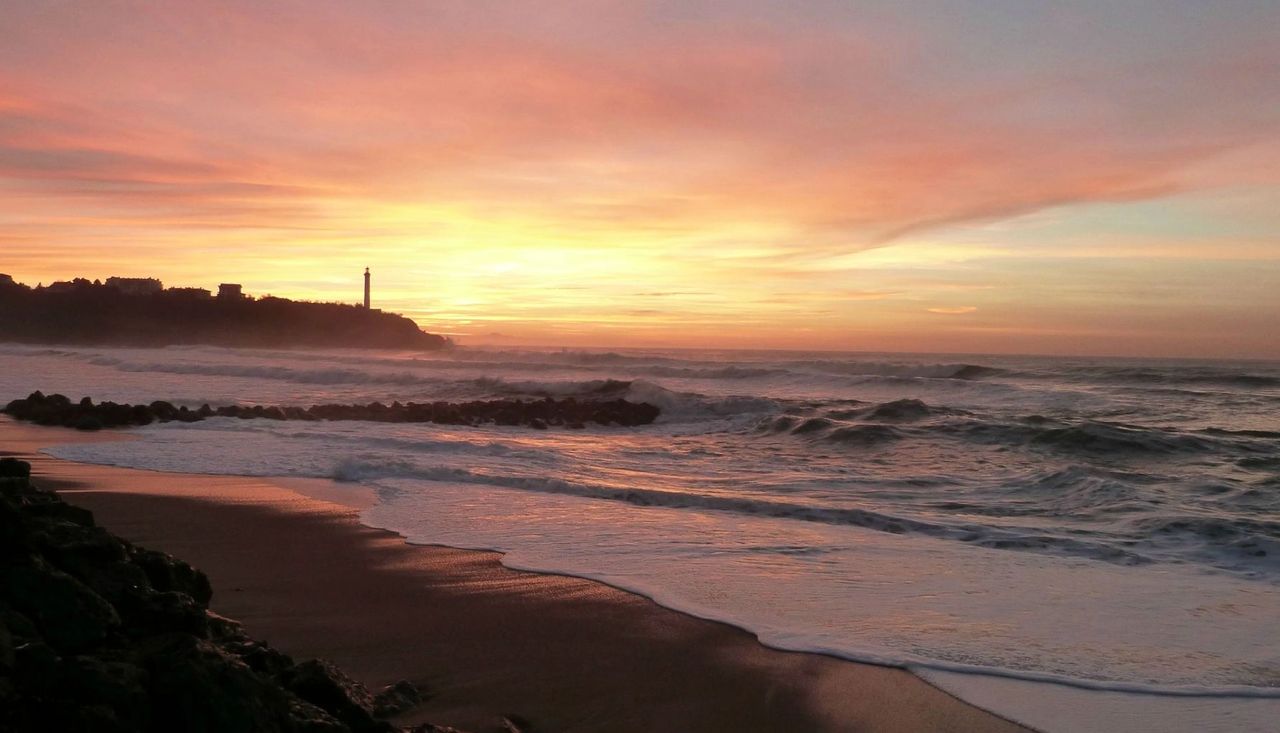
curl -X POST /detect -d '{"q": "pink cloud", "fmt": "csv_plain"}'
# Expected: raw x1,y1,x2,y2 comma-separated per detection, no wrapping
2,2,1276,247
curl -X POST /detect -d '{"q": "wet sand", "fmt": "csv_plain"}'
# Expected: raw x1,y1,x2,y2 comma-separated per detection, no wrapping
2,418,1029,732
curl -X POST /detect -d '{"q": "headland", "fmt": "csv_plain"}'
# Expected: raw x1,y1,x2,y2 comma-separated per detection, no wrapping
0,276,448,351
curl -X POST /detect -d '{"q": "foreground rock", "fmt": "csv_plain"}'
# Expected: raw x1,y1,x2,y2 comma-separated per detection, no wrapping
0,455,466,733
4,391,661,431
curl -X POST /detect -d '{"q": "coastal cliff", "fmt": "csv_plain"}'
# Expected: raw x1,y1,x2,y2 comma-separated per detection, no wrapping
0,278,449,350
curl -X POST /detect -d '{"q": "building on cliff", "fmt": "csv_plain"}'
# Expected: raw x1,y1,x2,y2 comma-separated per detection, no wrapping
218,283,244,299
168,287,212,298
106,277,163,295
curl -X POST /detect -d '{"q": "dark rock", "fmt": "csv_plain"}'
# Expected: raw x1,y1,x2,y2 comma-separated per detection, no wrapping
288,697,352,733
371,679,423,717
75,415,104,431
12,640,61,696
501,715,534,733
225,638,295,677
119,590,209,638
22,508,111,543
5,696,133,733
149,401,178,421
0,476,29,502
62,654,150,729
25,520,128,579
6,389,662,431
0,487,26,545
205,611,245,642
24,521,151,613
3,557,120,652
0,457,31,478
20,497,96,526
280,659,390,733
129,546,213,607
140,633,297,733
0,617,12,670
62,559,149,608
0,603,39,642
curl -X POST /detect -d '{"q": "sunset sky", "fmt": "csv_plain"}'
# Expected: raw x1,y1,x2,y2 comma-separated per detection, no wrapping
2,1,1278,357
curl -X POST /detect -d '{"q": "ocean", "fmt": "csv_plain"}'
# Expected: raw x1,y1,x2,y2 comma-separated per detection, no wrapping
2,343,1278,732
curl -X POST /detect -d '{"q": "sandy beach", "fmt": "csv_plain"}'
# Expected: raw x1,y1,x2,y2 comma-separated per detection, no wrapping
2,417,1028,732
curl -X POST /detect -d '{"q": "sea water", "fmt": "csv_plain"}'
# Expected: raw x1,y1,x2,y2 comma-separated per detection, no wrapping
2,343,1277,732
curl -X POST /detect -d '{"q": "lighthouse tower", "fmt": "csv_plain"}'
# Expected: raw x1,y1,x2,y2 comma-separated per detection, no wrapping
363,267,371,309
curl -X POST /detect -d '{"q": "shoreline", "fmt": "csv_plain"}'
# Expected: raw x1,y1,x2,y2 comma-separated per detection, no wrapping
1,418,1030,732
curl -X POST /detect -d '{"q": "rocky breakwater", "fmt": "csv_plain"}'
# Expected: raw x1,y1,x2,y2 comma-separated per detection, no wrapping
4,391,661,431
0,455,480,732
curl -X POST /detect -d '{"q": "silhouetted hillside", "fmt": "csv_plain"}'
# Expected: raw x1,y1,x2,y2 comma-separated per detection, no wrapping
0,277,450,350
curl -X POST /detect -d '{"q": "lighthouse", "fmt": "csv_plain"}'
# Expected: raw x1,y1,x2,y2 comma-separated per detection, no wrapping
363,267,371,309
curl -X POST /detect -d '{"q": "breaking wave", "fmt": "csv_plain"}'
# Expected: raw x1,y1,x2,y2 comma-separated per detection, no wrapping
329,457,1160,566
1028,422,1221,456
1041,365,1280,390
781,359,1006,380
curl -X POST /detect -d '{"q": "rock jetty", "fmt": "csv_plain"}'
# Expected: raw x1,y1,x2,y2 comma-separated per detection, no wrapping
4,391,661,431
0,455,475,732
